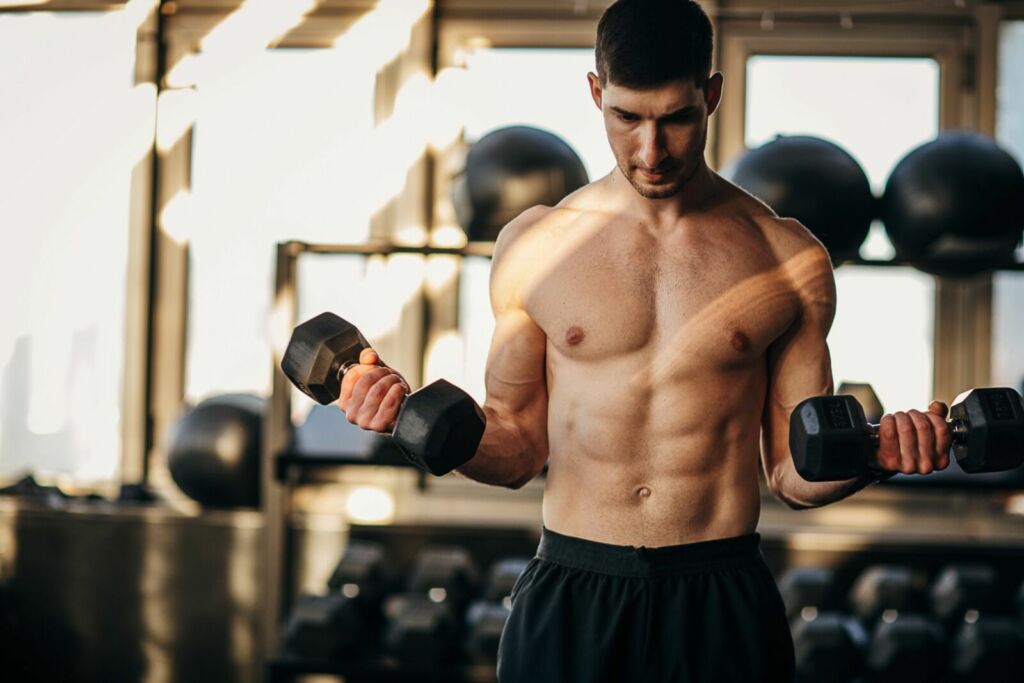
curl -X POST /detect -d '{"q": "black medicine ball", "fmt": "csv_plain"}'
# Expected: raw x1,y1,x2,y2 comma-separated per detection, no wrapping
723,135,876,262
167,394,263,508
880,131,1024,276
453,125,589,242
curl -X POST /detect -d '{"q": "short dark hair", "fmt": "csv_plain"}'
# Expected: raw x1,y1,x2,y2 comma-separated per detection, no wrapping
595,0,714,88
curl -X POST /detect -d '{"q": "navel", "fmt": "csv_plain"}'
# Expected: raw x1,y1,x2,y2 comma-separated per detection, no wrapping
730,329,750,353
635,486,652,499
565,325,586,346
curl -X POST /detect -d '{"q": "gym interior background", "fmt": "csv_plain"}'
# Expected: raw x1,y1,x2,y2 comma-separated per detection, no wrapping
2,0,1024,681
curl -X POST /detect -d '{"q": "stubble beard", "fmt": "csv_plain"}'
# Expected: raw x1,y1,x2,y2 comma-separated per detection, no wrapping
621,161,694,200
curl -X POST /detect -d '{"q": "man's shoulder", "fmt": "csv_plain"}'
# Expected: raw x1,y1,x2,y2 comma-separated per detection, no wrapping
492,199,596,261
713,176,834,308
715,177,830,269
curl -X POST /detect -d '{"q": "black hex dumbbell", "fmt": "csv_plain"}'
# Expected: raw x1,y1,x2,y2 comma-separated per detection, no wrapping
791,612,868,683
383,546,481,668
280,541,390,659
282,312,486,475
465,557,531,664
789,387,1024,481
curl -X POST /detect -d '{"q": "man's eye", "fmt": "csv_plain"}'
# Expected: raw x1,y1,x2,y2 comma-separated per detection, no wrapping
618,114,638,122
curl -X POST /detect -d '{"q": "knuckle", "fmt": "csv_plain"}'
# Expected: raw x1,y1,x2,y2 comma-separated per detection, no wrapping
366,380,387,401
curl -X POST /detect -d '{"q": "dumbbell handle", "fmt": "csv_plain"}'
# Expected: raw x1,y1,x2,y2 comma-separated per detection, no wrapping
336,358,385,382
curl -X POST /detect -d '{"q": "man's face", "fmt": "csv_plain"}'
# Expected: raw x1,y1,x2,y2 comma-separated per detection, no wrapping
588,74,722,199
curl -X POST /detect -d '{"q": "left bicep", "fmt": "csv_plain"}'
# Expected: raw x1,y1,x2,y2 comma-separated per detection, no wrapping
760,244,837,485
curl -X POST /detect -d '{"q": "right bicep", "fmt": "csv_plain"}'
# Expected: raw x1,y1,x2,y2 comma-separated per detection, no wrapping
484,307,548,415
483,208,550,446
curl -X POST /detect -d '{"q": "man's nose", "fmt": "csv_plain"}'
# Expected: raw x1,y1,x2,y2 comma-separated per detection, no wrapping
638,123,667,169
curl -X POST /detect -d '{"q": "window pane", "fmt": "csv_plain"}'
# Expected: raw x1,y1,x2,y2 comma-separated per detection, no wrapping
997,21,1024,167
744,55,940,409
186,49,381,404
831,268,935,410
0,13,140,483
992,272,1024,394
996,20,1024,265
992,22,1024,395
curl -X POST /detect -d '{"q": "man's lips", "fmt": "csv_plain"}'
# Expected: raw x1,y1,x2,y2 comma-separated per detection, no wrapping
637,167,672,181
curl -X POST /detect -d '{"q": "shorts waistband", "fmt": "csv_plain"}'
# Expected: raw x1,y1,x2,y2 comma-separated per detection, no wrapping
536,527,764,578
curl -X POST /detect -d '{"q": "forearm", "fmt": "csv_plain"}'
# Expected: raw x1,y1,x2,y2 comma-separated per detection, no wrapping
769,458,891,510
455,404,545,489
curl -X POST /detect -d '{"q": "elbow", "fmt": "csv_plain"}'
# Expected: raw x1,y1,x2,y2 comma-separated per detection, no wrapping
504,452,547,490
504,475,531,490
767,467,817,511
776,491,816,511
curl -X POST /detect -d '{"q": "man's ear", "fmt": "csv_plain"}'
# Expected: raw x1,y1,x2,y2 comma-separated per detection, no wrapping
704,72,724,116
587,72,603,110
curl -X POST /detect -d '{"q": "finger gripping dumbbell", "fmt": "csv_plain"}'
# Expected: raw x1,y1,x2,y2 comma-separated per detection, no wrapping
789,387,1024,481
281,312,485,475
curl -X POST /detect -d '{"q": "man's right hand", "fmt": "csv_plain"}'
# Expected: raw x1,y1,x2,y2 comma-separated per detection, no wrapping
337,348,410,433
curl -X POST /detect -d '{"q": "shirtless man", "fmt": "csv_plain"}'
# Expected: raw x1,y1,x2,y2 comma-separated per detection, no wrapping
338,1,952,680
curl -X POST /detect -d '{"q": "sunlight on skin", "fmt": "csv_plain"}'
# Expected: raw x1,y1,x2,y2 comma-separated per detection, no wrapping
498,209,827,392
640,247,828,389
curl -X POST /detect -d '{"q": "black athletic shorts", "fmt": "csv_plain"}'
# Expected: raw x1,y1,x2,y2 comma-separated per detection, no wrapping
496,527,795,683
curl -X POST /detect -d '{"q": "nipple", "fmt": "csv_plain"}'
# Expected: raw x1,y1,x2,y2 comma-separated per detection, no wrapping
636,486,652,498
565,325,586,346
730,330,750,352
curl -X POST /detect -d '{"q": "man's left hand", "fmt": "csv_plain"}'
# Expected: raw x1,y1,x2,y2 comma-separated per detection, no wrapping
873,401,952,475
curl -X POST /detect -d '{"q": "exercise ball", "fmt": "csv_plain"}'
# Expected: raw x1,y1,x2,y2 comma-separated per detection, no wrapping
167,393,263,508
723,135,876,261
453,125,589,242
880,132,1024,276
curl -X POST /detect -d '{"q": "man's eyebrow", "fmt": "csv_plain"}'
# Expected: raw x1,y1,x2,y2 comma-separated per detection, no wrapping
608,105,699,119
661,105,698,118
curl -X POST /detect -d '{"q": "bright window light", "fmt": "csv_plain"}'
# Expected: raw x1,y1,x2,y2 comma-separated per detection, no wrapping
0,13,140,483
991,21,1024,395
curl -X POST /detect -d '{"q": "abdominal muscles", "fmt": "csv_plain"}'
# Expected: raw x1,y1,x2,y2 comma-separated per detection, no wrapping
541,357,766,547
